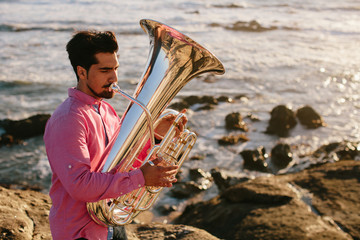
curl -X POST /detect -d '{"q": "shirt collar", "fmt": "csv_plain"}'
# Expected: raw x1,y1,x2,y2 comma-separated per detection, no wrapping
68,87,102,106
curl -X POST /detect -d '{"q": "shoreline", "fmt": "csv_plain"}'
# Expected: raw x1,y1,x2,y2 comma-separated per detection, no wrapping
1,159,359,239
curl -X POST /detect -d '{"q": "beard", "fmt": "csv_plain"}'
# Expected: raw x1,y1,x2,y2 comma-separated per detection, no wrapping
87,83,115,99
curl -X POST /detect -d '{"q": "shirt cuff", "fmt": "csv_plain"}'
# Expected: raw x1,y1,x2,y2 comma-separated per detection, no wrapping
129,168,145,189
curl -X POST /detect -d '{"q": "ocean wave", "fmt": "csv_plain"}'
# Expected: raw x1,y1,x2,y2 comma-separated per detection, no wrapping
0,23,75,32
0,22,143,36
209,20,300,32
212,3,245,9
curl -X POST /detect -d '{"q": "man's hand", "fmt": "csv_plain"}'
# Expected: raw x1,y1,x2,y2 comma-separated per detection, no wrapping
154,109,188,140
140,158,178,187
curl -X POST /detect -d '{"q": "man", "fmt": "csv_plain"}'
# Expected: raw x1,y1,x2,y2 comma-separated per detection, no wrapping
44,31,182,240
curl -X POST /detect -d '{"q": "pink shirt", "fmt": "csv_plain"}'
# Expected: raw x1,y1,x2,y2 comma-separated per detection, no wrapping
44,88,145,240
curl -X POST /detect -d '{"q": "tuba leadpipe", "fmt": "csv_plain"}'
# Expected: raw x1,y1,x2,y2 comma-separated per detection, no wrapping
87,19,225,226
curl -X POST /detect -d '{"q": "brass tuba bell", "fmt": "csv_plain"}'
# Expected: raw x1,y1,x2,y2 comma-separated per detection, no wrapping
87,19,225,226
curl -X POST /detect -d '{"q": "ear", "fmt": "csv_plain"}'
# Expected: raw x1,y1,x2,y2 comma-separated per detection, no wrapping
77,66,87,81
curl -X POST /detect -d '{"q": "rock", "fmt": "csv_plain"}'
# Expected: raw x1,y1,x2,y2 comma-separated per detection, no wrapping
287,160,360,239
221,177,294,204
189,168,212,181
312,141,360,162
2,161,359,240
176,161,359,240
240,146,269,172
169,101,190,112
210,167,251,193
0,114,50,146
0,186,219,240
265,105,297,137
246,113,260,122
126,223,219,240
169,95,219,111
218,133,248,145
171,169,213,198
225,20,278,32
225,112,248,131
216,96,233,103
0,186,52,240
271,143,293,169
171,181,207,198
189,154,206,161
296,105,326,129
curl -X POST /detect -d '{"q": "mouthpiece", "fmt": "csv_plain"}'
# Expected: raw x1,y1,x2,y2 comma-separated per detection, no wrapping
110,83,120,92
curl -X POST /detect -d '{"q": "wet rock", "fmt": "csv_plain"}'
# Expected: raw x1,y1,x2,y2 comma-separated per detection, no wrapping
176,161,359,240
265,105,297,137
210,167,251,193
0,133,19,146
169,101,190,112
156,204,178,215
225,20,278,32
189,154,206,161
296,105,326,129
189,168,212,182
171,181,206,198
0,114,50,146
169,95,218,111
271,143,293,169
184,95,218,106
234,94,248,101
240,146,269,172
216,96,233,103
171,169,213,199
218,133,248,145
126,223,219,240
312,141,360,162
225,112,248,131
246,113,260,122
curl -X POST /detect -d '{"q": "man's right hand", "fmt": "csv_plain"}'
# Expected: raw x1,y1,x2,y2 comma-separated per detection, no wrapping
140,158,178,187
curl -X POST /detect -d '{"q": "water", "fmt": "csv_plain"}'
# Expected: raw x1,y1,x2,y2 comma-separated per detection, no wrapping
0,0,359,206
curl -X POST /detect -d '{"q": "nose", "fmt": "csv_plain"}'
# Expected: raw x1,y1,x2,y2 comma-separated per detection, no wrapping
109,69,118,83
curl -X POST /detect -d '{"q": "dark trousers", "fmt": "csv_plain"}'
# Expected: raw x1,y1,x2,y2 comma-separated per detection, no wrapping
75,225,127,240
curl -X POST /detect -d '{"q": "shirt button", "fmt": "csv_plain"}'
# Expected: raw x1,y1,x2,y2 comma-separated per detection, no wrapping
138,184,141,188
68,165,72,169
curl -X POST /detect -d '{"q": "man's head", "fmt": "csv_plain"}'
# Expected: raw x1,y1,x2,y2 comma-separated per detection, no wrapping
66,31,119,99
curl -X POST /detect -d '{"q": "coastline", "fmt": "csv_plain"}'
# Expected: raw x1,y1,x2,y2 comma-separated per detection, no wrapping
1,160,359,239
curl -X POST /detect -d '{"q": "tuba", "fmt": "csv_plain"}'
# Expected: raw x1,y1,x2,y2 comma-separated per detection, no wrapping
87,19,225,226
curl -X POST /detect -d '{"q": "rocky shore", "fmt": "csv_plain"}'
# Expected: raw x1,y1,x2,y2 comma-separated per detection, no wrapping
1,98,359,239
1,160,359,239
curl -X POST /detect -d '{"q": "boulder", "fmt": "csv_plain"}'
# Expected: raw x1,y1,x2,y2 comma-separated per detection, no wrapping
240,146,269,172
126,223,219,240
225,112,248,131
296,105,325,129
0,114,50,146
171,168,213,198
0,186,52,240
210,167,251,193
265,105,297,137
176,161,359,240
0,186,219,240
271,143,293,169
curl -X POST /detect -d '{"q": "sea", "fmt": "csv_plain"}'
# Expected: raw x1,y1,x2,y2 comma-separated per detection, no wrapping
0,0,359,215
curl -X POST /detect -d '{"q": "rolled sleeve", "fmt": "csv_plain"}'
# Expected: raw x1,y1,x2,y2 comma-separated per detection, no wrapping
128,169,145,189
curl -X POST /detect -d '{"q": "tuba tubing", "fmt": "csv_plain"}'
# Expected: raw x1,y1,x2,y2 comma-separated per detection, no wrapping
86,19,225,226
